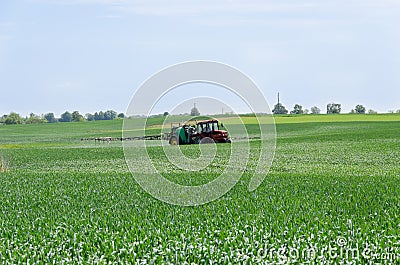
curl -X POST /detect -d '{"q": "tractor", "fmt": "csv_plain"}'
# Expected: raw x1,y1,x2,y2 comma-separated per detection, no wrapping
168,119,231,145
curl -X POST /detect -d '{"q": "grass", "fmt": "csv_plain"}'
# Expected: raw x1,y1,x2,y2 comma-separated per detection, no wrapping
0,114,399,263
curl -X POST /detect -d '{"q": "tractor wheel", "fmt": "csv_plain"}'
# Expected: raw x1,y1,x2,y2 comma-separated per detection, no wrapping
169,136,178,145
200,137,215,144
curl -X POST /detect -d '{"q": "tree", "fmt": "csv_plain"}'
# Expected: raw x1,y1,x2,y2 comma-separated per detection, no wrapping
94,111,105,120
26,113,47,124
1,114,7,123
272,103,288,114
118,113,125,118
354,104,366,114
3,112,24,124
290,104,304,115
396,109,400,114
59,111,72,122
72,111,85,122
190,104,200,116
104,110,117,120
44,113,57,123
368,109,378,114
327,103,341,114
85,113,95,121
163,112,169,116
310,106,320,114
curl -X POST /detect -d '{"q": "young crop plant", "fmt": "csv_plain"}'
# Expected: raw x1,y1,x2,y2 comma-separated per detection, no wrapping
0,153,10,172
0,115,399,263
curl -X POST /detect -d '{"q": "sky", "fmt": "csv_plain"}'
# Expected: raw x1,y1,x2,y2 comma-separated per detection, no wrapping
0,0,399,117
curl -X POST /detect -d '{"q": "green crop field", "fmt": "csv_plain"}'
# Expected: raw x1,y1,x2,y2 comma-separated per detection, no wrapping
0,114,399,263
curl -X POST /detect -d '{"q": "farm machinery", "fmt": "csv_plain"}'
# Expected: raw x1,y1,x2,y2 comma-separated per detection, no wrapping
168,119,231,145
80,119,232,145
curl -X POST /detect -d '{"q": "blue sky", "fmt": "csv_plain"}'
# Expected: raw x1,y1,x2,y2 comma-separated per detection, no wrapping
0,0,399,116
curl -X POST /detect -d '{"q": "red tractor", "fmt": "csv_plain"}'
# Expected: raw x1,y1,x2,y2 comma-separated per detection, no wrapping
169,119,231,145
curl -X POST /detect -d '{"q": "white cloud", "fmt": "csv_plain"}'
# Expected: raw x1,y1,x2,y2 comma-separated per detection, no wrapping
0,35,13,41
98,14,122,19
50,81,84,93
0,22,15,44
0,22,16,28
112,1,316,16
38,0,400,15
27,0,400,29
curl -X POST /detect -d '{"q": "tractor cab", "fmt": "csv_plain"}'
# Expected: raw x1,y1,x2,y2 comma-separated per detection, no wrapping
194,119,230,143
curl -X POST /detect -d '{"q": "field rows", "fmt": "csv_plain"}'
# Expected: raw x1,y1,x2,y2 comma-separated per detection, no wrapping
0,115,399,263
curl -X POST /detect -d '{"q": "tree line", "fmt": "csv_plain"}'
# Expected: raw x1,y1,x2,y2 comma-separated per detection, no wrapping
1,103,400,125
272,102,400,115
0,110,125,125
